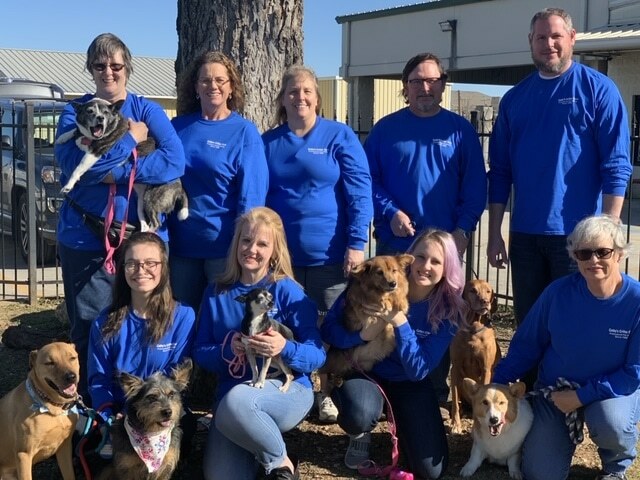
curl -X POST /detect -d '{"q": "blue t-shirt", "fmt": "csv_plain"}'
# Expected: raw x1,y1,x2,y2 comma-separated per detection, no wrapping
488,62,631,235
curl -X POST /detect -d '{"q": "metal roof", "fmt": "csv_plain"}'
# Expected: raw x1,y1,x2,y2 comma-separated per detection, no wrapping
575,24,640,53
0,48,176,99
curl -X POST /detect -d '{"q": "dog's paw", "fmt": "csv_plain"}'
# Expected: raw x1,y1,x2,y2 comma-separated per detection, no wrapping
139,221,150,232
253,380,266,389
508,469,523,480
177,208,189,221
460,463,478,478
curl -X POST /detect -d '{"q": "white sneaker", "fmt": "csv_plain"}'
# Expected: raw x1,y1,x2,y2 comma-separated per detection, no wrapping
344,432,371,469
318,394,338,423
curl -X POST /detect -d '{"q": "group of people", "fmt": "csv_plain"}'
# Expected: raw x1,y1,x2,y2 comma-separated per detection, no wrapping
52,6,640,480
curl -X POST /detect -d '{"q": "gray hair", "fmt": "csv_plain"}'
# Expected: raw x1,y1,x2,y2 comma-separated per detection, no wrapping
530,8,574,36
566,214,629,260
273,65,322,127
86,33,134,77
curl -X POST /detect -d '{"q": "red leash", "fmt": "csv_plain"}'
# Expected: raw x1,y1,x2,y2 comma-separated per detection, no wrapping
103,148,138,274
221,330,247,379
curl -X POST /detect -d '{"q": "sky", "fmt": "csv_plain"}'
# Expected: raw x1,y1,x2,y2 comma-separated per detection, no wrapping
1,0,509,96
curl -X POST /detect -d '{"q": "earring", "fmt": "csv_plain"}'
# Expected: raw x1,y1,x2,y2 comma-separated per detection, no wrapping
229,93,233,100
269,259,276,269
196,93,200,100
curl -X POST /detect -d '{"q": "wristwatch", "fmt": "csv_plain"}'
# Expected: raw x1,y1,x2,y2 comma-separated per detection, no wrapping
454,227,471,239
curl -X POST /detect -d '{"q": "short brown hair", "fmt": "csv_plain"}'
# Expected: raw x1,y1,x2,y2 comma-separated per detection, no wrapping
86,33,133,78
273,65,322,127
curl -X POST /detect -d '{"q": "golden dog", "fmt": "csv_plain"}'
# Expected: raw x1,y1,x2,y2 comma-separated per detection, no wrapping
450,279,501,433
322,254,414,381
0,342,80,480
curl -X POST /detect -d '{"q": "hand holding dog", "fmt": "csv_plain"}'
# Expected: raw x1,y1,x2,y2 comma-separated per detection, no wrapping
231,332,246,356
343,248,364,276
551,390,583,414
361,304,407,328
247,328,287,357
127,119,148,143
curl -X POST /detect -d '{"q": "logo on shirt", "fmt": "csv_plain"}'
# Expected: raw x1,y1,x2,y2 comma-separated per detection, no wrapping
156,342,177,352
433,139,453,148
414,328,431,339
558,97,578,105
207,140,226,149
608,328,630,340
307,147,328,155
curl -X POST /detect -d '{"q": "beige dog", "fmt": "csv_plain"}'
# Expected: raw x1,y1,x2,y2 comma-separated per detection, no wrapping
0,342,80,479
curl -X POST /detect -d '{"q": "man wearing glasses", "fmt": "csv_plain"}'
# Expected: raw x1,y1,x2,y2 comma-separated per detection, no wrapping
487,7,632,352
364,52,487,406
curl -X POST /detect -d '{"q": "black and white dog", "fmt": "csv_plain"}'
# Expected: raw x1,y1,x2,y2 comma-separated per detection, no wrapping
55,98,188,232
236,288,295,392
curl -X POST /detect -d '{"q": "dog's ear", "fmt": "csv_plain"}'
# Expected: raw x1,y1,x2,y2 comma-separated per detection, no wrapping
110,99,125,112
509,381,527,399
29,349,39,369
118,371,144,398
397,254,415,268
71,101,84,113
235,293,247,304
350,260,369,278
462,377,479,397
171,358,193,391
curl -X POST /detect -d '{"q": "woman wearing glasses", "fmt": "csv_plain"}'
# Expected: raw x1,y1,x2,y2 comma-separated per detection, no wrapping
493,214,640,480
87,231,195,423
169,51,268,310
55,33,185,401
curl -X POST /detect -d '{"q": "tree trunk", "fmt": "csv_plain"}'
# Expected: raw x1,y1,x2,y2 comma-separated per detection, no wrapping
176,0,303,132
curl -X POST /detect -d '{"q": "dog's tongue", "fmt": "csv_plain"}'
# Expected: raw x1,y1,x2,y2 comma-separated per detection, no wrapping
62,383,77,396
160,420,172,428
489,423,503,436
90,125,104,138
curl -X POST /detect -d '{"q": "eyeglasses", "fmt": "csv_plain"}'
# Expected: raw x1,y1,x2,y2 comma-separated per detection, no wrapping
198,77,230,88
573,248,615,261
123,260,162,273
407,77,443,87
92,63,125,72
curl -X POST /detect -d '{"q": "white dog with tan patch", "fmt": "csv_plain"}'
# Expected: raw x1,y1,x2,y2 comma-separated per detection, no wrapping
460,378,533,479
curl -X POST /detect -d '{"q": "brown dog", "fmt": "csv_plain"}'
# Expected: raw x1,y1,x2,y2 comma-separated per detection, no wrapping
450,279,501,433
0,342,80,479
322,254,414,381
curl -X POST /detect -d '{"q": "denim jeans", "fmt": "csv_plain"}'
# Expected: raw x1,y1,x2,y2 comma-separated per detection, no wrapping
509,232,576,326
331,375,448,479
522,391,640,479
169,255,226,311
203,380,313,480
293,264,346,313
58,244,115,403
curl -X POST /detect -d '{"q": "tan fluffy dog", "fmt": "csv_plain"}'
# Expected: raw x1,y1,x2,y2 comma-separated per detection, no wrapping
0,342,80,480
322,254,414,381
450,279,501,433
460,379,533,479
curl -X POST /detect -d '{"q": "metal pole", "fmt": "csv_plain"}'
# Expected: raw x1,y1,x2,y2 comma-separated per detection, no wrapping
25,103,37,305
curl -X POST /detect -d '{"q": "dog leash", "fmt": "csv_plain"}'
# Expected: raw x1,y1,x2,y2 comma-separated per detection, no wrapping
221,330,247,379
103,147,138,274
526,377,585,444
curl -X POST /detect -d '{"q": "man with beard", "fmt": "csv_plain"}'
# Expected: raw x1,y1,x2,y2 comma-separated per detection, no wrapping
487,8,631,354
364,52,487,407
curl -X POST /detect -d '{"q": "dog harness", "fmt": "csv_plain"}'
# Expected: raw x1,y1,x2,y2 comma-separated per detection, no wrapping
25,377,78,416
124,416,173,473
527,377,585,444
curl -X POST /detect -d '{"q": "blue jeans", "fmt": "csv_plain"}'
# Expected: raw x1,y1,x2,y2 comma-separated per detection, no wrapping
509,232,576,326
58,244,115,403
293,264,346,313
203,380,313,480
169,255,226,311
332,375,448,479
522,392,640,479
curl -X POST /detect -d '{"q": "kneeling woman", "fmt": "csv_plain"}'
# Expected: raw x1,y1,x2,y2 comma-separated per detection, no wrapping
321,229,466,479
193,207,326,480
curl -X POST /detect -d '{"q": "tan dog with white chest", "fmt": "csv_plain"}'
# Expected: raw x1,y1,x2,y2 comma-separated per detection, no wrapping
0,342,80,480
460,378,533,479
450,279,501,433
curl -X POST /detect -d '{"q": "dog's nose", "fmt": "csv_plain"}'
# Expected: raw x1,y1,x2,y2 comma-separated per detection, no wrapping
389,280,397,288
161,408,172,419
489,415,500,425
65,372,77,383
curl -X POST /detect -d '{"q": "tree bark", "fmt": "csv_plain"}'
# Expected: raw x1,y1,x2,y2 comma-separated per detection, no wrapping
176,0,303,132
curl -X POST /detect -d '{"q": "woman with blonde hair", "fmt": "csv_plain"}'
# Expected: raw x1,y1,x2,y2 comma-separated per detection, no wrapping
194,207,325,480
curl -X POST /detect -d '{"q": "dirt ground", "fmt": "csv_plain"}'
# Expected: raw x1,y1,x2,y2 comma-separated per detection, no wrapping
0,299,637,480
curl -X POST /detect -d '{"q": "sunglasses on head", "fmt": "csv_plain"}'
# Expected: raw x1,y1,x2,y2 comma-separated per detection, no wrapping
92,63,125,72
573,248,614,261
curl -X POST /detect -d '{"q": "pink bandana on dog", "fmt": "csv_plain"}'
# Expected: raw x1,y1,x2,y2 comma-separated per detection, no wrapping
124,416,173,473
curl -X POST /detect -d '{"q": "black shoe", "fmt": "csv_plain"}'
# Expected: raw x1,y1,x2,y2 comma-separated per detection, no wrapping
263,466,299,480
596,473,627,480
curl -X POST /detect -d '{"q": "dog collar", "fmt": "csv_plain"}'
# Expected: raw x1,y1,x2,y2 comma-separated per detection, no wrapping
25,378,78,415
124,416,174,473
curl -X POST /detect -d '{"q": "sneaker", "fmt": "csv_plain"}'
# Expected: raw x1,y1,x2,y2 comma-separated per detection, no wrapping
596,473,627,480
344,432,371,469
318,394,338,423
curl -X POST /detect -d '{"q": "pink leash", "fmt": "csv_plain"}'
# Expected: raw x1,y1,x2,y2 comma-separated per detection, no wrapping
221,330,247,379
102,148,138,274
